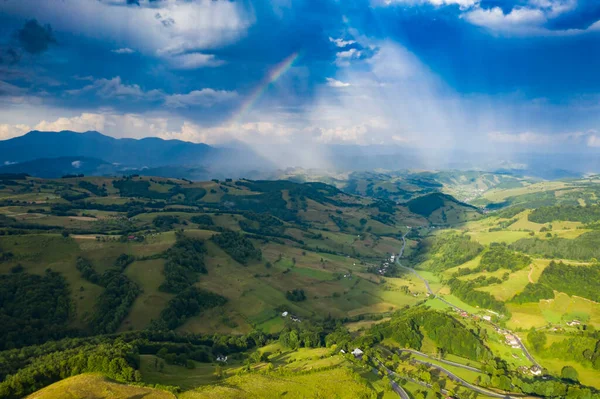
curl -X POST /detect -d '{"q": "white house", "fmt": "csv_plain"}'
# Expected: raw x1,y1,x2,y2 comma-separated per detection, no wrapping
282,311,288,317
351,348,364,358
482,315,492,321
216,355,228,363
505,334,520,348
530,366,542,376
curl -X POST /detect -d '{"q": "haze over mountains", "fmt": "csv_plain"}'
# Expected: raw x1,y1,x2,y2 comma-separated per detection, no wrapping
0,130,273,180
0,130,595,180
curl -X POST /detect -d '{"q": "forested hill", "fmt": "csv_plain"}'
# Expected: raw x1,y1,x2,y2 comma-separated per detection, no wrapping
406,192,481,224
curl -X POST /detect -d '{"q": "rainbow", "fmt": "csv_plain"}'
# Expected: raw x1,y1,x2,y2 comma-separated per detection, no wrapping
231,52,300,123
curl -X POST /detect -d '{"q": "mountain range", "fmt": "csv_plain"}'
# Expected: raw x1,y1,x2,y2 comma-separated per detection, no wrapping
0,130,590,180
0,130,272,179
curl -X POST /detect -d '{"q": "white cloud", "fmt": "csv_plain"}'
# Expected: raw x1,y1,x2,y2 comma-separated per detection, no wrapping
164,89,238,108
377,0,479,10
1,0,253,68
391,134,413,144
462,1,600,36
159,120,296,145
317,125,368,143
335,48,363,67
529,0,576,17
169,53,224,69
463,6,547,32
67,76,163,99
487,131,551,144
67,77,236,108
326,78,351,88
587,135,600,147
0,124,30,140
34,113,106,133
487,130,600,147
328,37,356,48
111,48,135,54
71,160,82,168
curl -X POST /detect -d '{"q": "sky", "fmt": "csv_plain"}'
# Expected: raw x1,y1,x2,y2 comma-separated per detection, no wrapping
1,0,600,164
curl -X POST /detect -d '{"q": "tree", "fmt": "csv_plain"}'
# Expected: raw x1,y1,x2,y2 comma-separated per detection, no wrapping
289,330,300,350
527,329,547,352
561,366,579,382
185,359,196,369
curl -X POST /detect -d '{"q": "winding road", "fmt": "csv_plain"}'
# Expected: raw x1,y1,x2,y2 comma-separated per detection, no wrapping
396,348,481,373
375,359,445,398
377,355,519,399
407,357,517,398
395,229,541,369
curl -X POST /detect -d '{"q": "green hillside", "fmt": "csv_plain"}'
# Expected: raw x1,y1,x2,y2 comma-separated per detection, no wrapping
2,173,600,399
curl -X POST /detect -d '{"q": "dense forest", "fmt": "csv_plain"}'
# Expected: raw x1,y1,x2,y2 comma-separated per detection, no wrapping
538,261,600,302
211,231,262,265
510,231,600,261
156,287,227,330
477,243,531,272
414,233,483,272
160,234,207,293
529,205,600,223
447,278,509,316
0,270,74,350
510,283,555,304
372,308,491,361
547,335,600,370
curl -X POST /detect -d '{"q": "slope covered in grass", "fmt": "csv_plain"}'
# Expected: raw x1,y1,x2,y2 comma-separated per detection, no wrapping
26,373,175,399
179,368,374,399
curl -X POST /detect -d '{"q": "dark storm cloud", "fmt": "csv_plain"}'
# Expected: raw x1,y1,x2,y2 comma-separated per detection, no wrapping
0,47,20,65
16,19,56,55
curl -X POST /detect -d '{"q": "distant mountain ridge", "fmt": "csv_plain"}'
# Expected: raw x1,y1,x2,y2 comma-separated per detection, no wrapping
0,131,219,166
0,156,113,178
0,131,273,178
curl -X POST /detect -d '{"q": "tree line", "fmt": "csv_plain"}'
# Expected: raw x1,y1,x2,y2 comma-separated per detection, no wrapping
76,256,141,334
538,261,600,302
211,231,262,265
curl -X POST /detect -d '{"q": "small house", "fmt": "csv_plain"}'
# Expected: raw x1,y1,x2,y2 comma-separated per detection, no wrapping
505,334,520,348
216,355,228,363
482,315,492,321
281,311,288,317
530,366,542,376
351,348,364,358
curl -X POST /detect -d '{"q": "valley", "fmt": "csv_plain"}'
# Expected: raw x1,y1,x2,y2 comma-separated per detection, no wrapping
0,171,598,398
